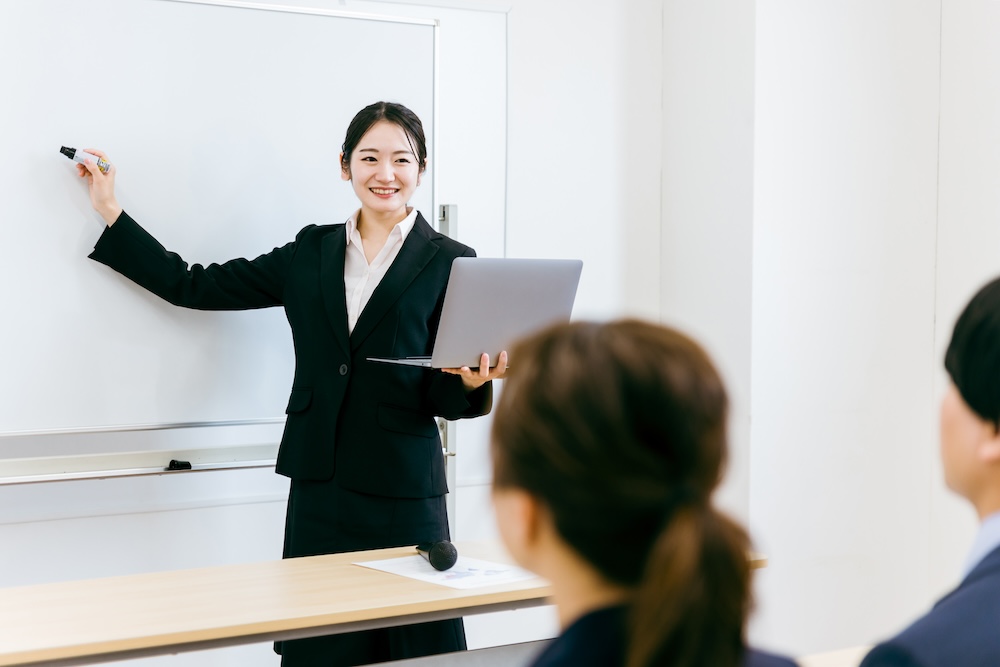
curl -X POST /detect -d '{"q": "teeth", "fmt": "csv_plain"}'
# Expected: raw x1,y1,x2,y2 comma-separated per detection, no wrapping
371,188,398,195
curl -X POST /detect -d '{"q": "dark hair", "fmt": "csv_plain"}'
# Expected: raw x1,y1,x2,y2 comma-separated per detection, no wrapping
340,101,428,175
946,275,1000,428
491,319,752,667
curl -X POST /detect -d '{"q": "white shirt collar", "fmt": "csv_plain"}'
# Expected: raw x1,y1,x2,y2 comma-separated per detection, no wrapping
962,509,1000,579
345,207,418,246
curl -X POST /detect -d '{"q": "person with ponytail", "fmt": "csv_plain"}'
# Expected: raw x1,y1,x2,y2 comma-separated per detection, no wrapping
490,319,795,667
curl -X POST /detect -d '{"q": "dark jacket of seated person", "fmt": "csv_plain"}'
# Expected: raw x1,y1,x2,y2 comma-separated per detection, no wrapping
861,275,1000,667
488,319,797,667
530,605,797,667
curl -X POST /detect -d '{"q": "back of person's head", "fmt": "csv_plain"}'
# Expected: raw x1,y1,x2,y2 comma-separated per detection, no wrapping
491,319,752,667
946,275,1000,428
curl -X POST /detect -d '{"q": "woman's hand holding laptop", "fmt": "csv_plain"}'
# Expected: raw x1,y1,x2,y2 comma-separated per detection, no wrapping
442,350,508,391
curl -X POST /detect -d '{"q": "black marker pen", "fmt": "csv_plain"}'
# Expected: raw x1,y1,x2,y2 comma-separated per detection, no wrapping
60,146,110,173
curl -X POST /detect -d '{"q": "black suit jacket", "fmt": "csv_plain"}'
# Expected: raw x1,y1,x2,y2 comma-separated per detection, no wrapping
89,211,491,498
860,544,1000,667
529,605,797,667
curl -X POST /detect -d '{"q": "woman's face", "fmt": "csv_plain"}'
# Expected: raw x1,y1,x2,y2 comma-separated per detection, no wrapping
341,120,422,220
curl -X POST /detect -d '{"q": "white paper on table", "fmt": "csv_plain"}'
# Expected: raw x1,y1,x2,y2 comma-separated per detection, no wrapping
354,555,540,590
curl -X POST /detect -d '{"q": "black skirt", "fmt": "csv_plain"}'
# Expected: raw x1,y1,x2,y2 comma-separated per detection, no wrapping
276,478,467,667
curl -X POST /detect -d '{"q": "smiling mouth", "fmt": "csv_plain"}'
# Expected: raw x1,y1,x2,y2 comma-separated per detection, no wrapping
370,188,399,196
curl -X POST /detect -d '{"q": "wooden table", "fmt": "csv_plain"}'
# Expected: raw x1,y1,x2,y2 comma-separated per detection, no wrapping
0,541,551,666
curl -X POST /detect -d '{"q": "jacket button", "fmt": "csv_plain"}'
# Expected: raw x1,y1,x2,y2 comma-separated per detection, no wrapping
339,364,349,376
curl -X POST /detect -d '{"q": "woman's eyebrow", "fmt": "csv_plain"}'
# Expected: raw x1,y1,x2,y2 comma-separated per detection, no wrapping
357,148,414,155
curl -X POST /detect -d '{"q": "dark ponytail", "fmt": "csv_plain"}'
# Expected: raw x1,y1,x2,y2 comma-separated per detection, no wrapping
491,319,753,667
628,505,751,667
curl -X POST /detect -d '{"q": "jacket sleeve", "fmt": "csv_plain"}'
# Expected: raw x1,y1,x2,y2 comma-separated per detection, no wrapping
88,211,301,311
425,373,493,421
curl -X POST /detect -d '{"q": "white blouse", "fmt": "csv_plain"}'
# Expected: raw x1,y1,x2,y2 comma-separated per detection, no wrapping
343,207,418,334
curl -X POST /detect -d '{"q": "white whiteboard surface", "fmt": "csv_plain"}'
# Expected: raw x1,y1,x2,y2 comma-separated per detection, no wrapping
0,0,435,448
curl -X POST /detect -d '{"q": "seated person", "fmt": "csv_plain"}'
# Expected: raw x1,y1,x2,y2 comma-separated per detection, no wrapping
488,319,797,667
861,276,1000,667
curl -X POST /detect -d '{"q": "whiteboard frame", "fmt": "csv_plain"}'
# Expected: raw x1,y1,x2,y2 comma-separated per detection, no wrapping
0,0,442,483
350,0,511,13
156,0,439,26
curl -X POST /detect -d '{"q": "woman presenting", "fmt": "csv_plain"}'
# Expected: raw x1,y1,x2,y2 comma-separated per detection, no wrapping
75,101,506,667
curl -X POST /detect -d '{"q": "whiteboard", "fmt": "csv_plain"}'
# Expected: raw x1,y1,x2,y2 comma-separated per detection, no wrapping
0,0,436,450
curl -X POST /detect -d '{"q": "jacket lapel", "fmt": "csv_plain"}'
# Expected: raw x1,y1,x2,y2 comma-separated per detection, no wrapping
320,226,351,358
350,213,440,352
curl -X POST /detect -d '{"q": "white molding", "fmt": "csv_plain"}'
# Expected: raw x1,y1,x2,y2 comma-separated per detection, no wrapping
157,0,440,25
0,444,279,485
0,417,284,439
345,0,511,14
0,491,287,527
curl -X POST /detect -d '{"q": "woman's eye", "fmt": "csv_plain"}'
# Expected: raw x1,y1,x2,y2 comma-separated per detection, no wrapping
396,158,411,164
362,157,377,162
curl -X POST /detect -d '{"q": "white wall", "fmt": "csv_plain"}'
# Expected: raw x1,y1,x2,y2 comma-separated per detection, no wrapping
932,0,1000,596
661,0,756,525
503,0,662,321
662,0,1000,658
751,1,941,654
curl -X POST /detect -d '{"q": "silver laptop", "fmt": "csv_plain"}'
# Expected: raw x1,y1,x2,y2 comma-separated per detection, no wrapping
368,257,583,369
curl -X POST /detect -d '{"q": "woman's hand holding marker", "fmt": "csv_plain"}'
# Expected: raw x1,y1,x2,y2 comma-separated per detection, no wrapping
73,148,122,226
